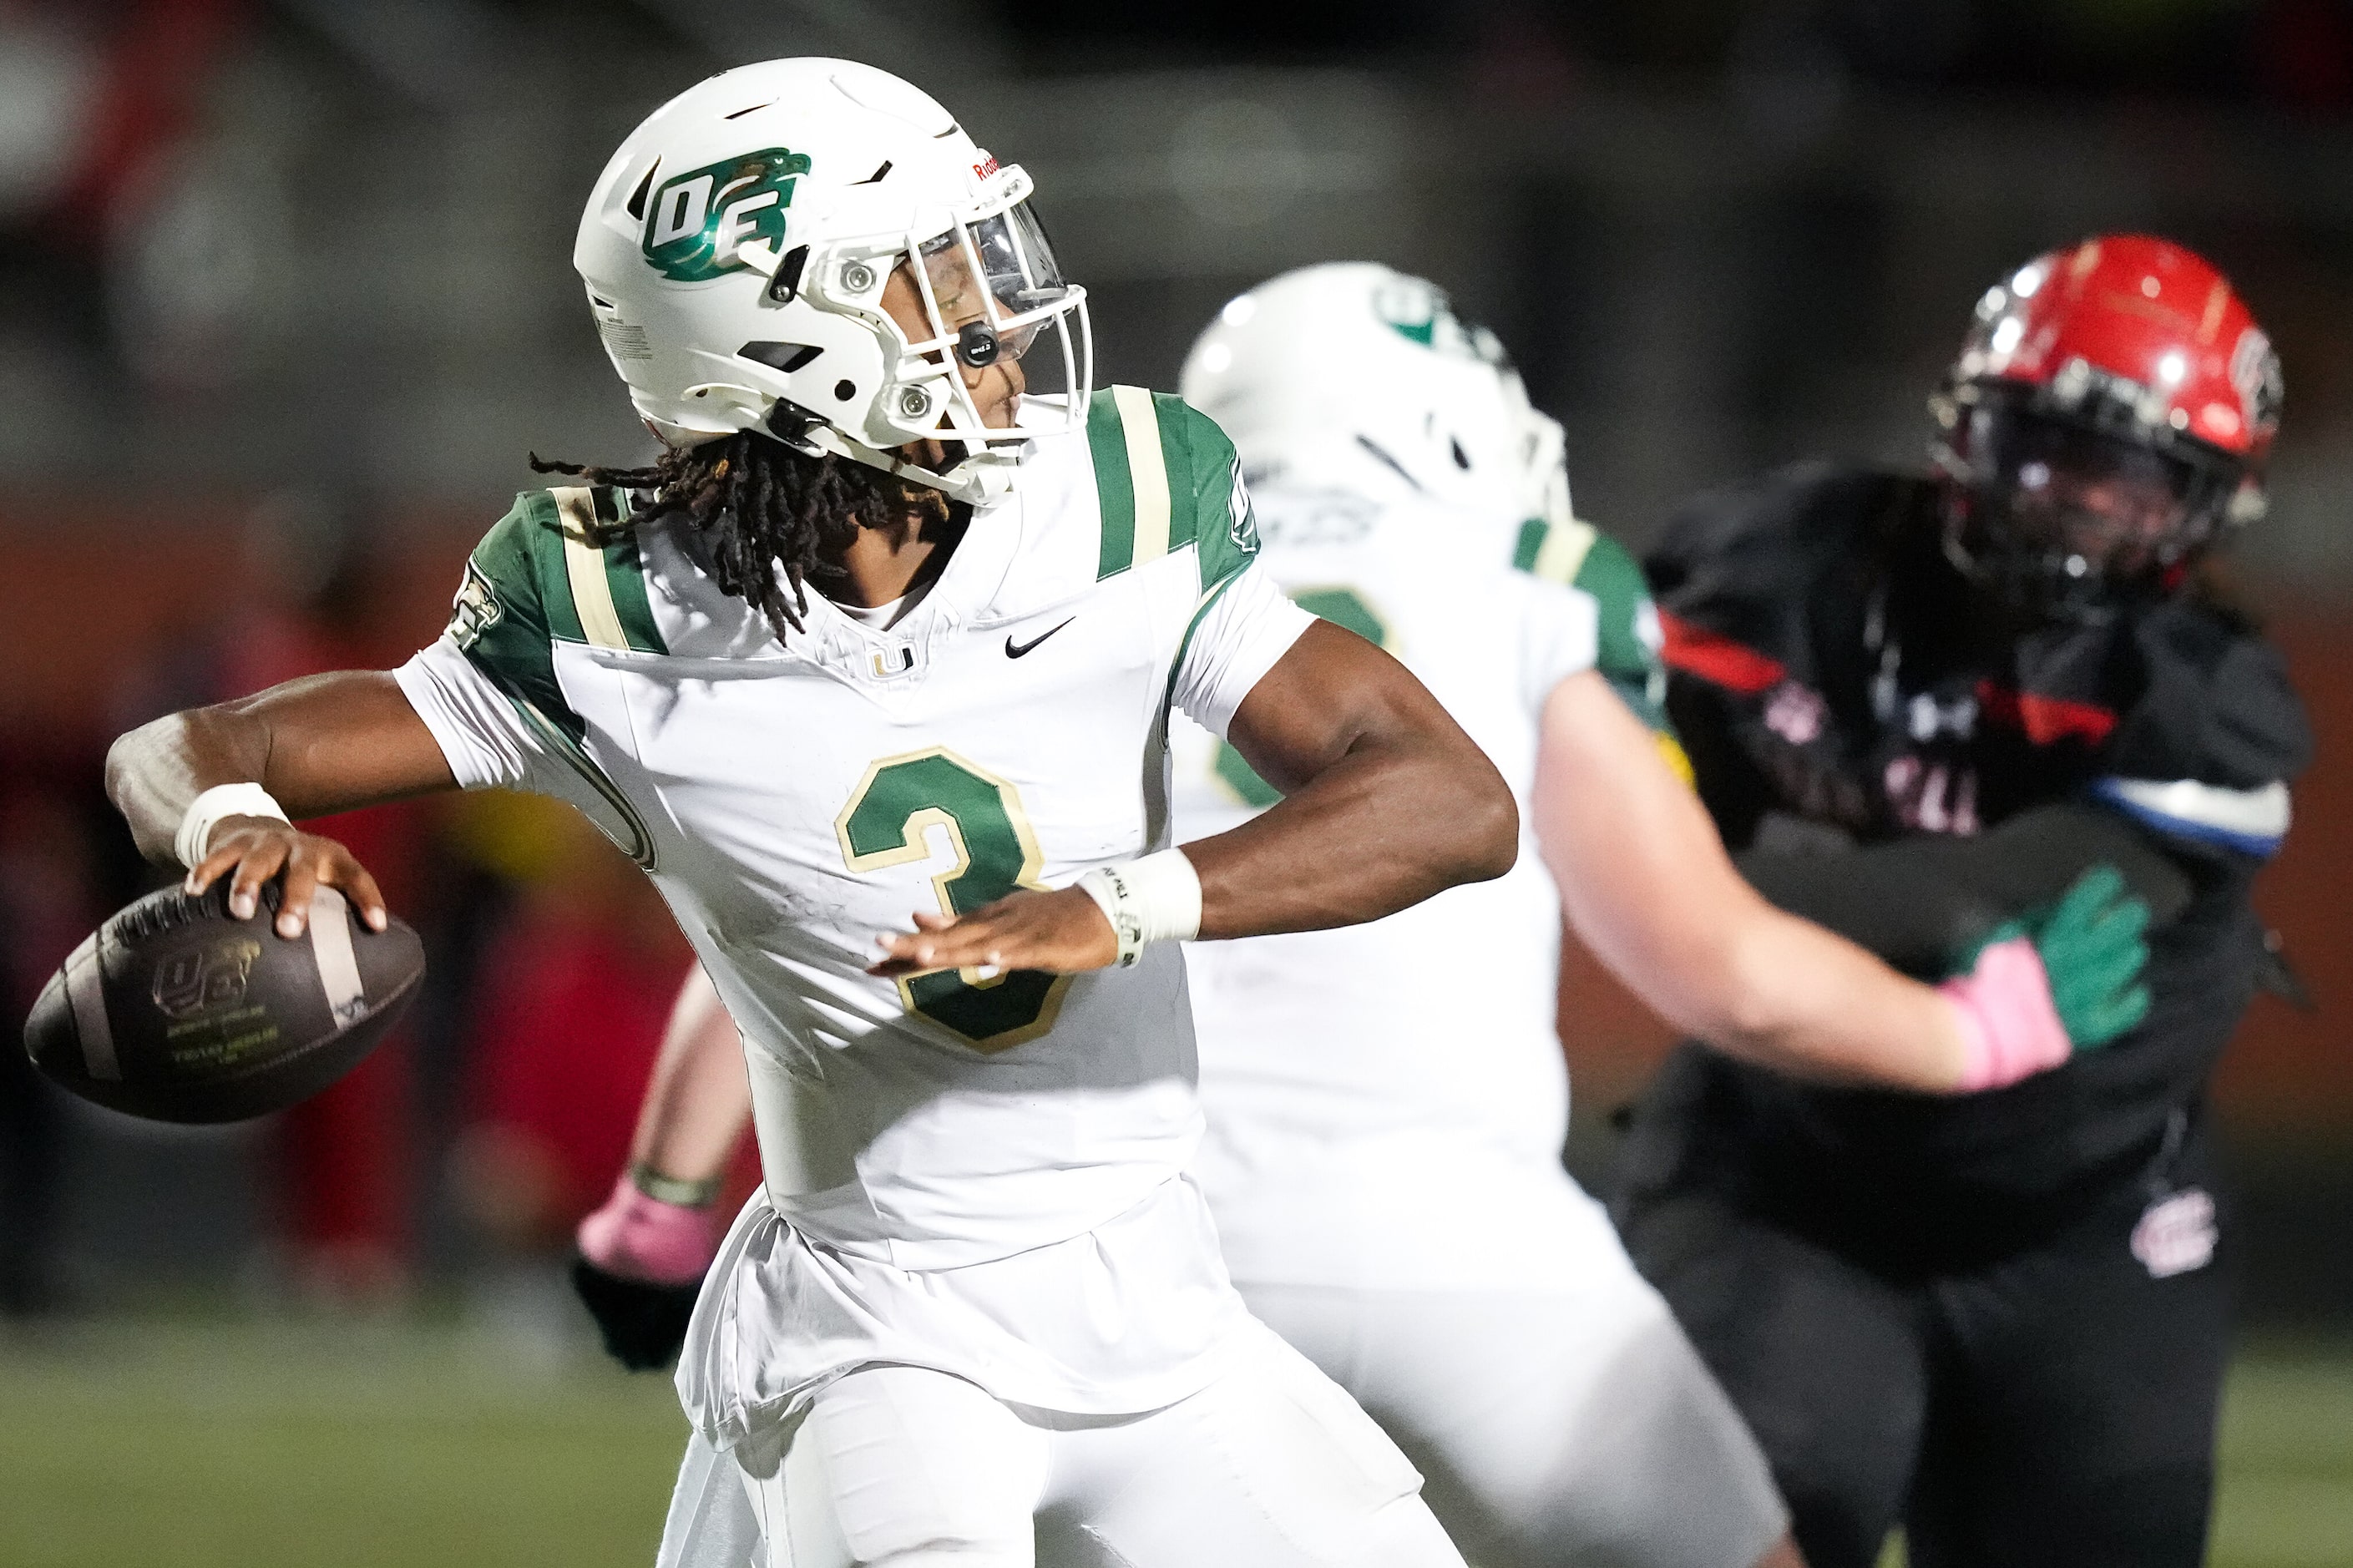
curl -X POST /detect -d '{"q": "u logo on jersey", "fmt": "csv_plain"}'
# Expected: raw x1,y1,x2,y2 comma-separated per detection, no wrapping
641,147,812,282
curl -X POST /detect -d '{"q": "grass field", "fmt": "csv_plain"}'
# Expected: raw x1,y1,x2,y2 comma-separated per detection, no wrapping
1,1319,2347,1567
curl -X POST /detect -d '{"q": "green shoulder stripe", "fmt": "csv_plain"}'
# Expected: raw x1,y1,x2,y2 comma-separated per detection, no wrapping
453,493,579,739
1512,515,1600,584
1515,518,1674,738
549,486,668,655
1177,399,1259,594
1090,388,1260,589
446,492,660,856
1090,385,1179,579
1581,534,1675,739
1571,532,1659,694
448,487,666,746
1088,388,1141,579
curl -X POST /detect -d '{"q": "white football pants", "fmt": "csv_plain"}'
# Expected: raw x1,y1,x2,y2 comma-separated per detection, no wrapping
1237,1272,1789,1568
655,1323,1465,1568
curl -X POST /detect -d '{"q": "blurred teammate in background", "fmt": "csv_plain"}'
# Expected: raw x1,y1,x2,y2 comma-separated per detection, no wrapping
579,262,2158,1568
1613,235,2310,1568
107,58,1531,1568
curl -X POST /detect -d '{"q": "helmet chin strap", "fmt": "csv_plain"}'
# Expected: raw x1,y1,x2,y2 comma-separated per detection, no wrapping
650,392,1020,506
795,419,1017,506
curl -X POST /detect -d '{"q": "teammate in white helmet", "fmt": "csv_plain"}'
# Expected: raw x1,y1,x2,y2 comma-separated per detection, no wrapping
572,262,2157,1567
1178,266,1793,1568
106,62,1531,1567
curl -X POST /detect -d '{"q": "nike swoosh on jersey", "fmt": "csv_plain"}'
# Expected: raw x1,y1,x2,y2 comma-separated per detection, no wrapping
1005,619,1075,658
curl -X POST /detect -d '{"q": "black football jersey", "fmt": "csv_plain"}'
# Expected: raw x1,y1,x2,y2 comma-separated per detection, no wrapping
1641,460,2311,1223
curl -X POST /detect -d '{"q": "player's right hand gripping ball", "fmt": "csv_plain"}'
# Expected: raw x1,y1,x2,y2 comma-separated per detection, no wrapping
23,880,424,1124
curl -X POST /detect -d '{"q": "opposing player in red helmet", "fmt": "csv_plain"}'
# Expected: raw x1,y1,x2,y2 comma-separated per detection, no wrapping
1612,235,2310,1568
1935,235,2283,621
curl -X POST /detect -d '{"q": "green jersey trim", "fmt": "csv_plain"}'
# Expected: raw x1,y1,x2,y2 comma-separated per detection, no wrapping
1159,569,1248,721
1513,518,1675,738
1088,388,1259,590
510,695,658,868
550,487,669,655
447,488,655,842
454,493,580,738
1088,389,1142,579
1183,405,1257,594
453,488,670,745
1512,514,1599,584
1574,533,1662,715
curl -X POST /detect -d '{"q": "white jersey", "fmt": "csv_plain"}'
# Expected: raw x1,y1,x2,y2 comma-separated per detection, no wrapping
1173,459,1674,1292
397,388,1311,1424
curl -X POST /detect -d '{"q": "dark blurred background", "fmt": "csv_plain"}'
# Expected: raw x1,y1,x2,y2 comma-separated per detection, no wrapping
0,3,2349,1563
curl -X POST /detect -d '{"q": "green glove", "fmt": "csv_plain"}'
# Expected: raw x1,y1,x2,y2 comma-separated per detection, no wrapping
1954,864,2153,1051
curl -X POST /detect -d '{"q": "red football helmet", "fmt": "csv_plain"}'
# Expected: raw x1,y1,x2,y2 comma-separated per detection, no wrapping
1931,234,2282,620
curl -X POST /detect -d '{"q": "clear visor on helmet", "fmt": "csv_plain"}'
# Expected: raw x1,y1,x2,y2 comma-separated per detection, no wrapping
1966,403,2230,583
918,203,1071,357
901,199,1085,435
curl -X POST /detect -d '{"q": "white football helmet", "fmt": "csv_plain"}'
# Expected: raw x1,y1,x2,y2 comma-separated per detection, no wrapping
1178,261,1570,528
575,58,1090,503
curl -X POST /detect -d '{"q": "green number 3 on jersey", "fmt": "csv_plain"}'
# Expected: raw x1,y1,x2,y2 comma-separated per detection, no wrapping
836,748,1072,1052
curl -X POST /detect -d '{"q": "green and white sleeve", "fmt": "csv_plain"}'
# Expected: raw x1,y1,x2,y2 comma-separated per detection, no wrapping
1146,396,1313,736
1511,515,1691,781
394,487,652,807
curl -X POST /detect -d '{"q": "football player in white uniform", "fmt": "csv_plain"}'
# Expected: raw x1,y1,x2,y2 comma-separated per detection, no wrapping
103,63,1533,1568
573,264,2155,1568
1176,267,1791,1568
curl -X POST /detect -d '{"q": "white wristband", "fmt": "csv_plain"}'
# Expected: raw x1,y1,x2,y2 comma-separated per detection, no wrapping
1075,849,1203,969
175,783,291,870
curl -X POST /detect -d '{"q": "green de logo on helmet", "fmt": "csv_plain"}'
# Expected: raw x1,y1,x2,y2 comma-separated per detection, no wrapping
640,148,812,282
1370,276,1510,368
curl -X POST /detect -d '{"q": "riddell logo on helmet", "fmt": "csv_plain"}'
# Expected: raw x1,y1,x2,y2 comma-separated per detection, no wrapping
973,154,1000,180
641,147,812,283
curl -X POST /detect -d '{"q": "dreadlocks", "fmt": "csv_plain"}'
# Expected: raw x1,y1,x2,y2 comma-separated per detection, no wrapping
531,419,957,641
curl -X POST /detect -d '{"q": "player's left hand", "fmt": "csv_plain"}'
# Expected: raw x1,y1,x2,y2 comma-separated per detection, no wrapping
570,1257,702,1372
869,886,1118,978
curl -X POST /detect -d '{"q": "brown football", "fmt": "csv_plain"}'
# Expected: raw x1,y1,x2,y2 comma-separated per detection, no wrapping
23,881,423,1125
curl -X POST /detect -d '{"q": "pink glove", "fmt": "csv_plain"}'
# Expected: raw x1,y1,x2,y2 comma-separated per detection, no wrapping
576,1174,721,1285
1939,936,2070,1093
